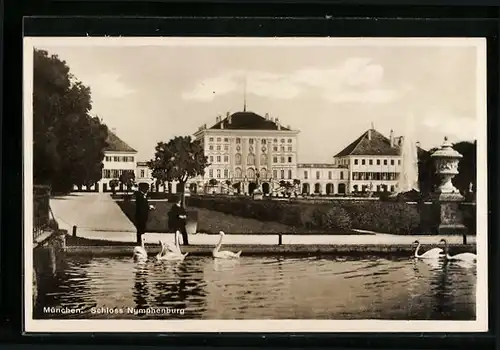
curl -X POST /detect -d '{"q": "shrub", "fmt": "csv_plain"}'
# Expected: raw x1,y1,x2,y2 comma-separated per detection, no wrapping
185,195,420,234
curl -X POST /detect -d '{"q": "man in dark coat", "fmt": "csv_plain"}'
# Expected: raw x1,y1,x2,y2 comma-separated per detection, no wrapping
135,183,154,244
168,196,189,245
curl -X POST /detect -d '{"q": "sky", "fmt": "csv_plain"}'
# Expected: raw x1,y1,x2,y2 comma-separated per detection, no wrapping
31,38,483,163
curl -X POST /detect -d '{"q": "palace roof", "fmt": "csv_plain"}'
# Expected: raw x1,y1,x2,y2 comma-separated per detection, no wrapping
105,130,137,153
334,129,401,157
209,111,291,131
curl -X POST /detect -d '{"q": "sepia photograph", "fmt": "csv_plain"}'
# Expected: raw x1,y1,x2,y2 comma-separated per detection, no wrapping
24,37,487,333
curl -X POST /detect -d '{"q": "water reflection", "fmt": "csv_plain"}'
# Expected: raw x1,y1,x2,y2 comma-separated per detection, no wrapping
35,255,476,320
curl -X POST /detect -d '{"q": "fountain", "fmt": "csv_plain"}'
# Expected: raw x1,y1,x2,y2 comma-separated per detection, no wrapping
430,137,467,235
253,173,264,200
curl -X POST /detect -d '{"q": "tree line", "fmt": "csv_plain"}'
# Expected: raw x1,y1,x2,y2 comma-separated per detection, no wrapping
33,49,109,194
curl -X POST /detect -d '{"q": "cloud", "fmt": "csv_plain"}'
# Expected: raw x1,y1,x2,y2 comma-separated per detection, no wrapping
421,112,477,142
181,57,401,104
84,73,136,99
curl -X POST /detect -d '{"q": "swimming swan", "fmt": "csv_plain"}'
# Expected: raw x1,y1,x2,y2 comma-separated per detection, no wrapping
439,238,477,263
133,235,148,262
212,231,242,259
156,231,188,261
412,240,444,259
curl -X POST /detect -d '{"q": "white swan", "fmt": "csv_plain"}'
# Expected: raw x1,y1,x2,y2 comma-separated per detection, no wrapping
439,239,477,263
213,231,242,259
412,240,444,259
156,231,188,261
133,235,148,262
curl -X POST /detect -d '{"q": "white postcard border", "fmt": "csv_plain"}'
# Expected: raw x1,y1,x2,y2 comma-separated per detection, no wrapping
23,36,488,333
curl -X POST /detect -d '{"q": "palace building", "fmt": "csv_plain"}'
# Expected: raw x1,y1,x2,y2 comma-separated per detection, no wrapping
191,108,300,195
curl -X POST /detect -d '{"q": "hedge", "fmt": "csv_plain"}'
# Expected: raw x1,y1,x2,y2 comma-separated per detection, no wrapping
186,196,421,234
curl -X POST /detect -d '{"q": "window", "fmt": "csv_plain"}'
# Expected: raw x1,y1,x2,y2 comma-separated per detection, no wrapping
114,156,120,162
273,156,278,163
369,159,373,165
217,137,221,142
140,169,145,178
280,170,285,179
281,139,285,143
273,170,277,178
262,139,266,144
391,159,395,165
288,146,292,152
390,185,395,192
224,169,228,178
209,169,213,177
104,169,111,178
328,171,332,180
216,145,221,151
249,138,254,144
224,145,229,151
340,172,344,180
273,146,278,151
288,139,292,143
224,155,229,162
377,159,381,165
354,159,359,165
216,169,221,178
316,171,320,180
361,159,366,165
398,160,401,165
288,156,292,163
280,146,285,152
288,170,292,179
209,145,214,150
209,137,214,142
235,168,242,178
235,154,242,165
247,154,255,165
217,156,221,162
280,156,285,163
384,160,388,165
210,156,214,162
224,138,228,142
273,139,278,143
236,138,241,144
260,154,267,164
304,171,308,179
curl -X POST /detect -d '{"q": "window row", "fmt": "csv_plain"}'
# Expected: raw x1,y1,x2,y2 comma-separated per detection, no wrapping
207,168,293,180
303,170,345,180
102,169,134,179
209,137,294,144
351,172,400,181
207,144,294,152
353,158,400,166
105,156,135,163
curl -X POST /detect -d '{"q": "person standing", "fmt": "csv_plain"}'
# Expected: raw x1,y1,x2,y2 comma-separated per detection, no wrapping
135,183,154,244
168,196,189,245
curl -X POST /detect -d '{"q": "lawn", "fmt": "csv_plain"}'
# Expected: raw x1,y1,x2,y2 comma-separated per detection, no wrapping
116,200,364,235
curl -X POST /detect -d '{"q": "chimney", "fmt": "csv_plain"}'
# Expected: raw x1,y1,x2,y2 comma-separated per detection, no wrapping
228,113,232,124
111,127,117,134
367,128,372,141
416,141,421,148
287,125,291,130
204,123,207,129
399,136,403,146
221,121,224,129
265,113,269,120
390,129,394,147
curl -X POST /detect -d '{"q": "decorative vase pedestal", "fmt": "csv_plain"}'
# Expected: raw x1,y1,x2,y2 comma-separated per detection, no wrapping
431,137,467,235
253,188,263,200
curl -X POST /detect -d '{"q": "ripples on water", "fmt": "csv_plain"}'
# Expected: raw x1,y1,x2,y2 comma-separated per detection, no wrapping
34,255,476,320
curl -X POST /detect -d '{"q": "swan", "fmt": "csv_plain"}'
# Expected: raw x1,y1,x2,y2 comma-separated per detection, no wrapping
212,231,242,259
412,240,444,259
133,235,148,262
439,239,477,263
156,231,188,261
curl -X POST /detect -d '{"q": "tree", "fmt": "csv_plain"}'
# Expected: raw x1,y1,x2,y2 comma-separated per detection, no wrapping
33,49,108,193
452,141,476,195
109,179,119,195
119,170,136,193
209,178,218,187
148,136,209,207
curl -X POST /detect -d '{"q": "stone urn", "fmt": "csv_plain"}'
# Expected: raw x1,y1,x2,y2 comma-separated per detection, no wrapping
431,136,463,196
430,137,467,235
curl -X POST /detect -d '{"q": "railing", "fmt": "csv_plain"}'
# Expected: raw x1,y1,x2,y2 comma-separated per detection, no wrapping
33,185,51,241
